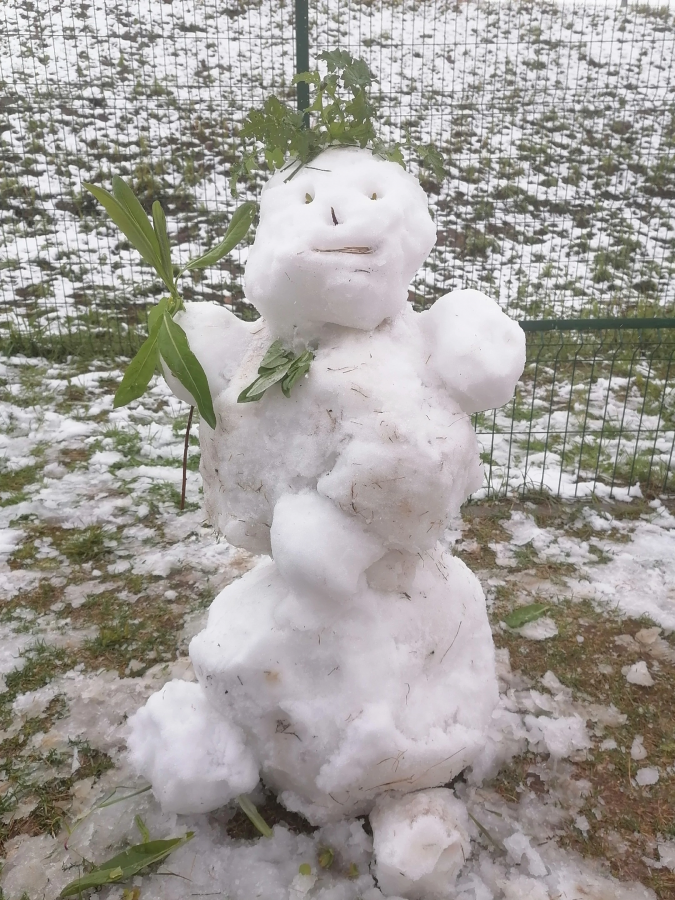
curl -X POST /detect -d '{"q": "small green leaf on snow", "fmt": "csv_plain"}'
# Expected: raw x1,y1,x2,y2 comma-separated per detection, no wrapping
147,296,170,335
135,814,150,843
318,847,334,869
158,313,217,429
238,359,293,403
281,350,313,397
259,339,291,370
59,832,194,897
503,603,551,629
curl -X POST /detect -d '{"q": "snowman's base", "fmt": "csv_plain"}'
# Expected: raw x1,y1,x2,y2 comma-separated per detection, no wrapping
129,544,499,825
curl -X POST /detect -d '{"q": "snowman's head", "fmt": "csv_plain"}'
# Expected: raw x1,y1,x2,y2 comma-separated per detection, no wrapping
244,147,436,334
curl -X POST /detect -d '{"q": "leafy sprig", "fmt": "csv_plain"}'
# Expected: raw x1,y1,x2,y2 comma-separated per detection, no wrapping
59,827,193,897
230,50,446,192
238,339,314,403
84,176,256,427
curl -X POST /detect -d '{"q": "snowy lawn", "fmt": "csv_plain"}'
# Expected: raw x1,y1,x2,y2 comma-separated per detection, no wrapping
0,356,673,899
1,0,674,353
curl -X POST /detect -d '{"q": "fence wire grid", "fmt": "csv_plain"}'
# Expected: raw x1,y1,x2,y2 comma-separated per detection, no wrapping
1,0,674,496
476,322,675,498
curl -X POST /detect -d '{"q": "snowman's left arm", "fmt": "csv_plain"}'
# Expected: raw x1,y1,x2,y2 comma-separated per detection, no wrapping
161,301,252,408
418,288,526,414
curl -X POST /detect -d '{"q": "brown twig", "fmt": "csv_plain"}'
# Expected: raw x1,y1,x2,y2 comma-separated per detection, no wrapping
181,405,194,511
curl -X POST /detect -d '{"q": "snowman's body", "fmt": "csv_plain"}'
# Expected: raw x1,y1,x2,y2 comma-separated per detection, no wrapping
128,147,525,891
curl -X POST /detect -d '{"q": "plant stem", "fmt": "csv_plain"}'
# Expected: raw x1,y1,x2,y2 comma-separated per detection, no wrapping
181,405,194,511
237,795,273,838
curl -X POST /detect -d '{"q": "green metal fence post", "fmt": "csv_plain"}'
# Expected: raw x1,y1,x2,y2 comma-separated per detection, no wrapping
295,0,310,127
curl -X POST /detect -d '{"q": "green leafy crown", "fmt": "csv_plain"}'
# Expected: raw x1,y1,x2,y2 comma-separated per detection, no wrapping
230,49,446,192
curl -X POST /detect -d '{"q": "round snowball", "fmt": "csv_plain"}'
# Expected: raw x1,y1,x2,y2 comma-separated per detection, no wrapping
127,679,259,814
371,789,471,899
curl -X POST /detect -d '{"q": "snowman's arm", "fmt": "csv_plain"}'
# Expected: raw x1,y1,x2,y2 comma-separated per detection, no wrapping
418,289,526,414
160,301,252,408
271,492,385,602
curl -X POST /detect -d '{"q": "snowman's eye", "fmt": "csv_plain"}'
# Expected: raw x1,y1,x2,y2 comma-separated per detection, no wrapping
305,193,313,204
371,193,378,200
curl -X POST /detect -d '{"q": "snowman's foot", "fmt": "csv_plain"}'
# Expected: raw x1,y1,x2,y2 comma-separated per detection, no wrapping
127,679,259,814
271,491,384,602
370,789,471,900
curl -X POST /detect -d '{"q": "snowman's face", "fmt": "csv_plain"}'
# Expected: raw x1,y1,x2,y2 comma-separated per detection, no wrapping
244,148,436,333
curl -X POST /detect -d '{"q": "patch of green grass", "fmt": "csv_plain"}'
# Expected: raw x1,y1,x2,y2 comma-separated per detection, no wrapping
60,526,112,565
0,464,41,494
8,523,119,571
3,643,74,707
75,589,184,675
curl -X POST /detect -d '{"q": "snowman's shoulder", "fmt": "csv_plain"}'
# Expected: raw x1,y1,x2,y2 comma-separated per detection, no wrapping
415,289,526,414
164,302,254,405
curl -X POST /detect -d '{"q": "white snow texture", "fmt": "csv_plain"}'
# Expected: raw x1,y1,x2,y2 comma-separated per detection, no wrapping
129,147,525,890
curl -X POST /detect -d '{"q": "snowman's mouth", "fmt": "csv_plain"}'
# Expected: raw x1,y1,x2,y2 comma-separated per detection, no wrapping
312,246,374,255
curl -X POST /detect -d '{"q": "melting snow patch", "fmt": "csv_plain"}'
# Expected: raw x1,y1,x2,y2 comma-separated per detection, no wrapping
630,736,648,761
622,661,655,687
525,715,591,760
635,767,659,787
516,616,558,641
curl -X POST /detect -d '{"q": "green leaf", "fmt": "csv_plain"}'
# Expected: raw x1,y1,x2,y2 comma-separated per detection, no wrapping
318,847,334,869
237,795,273,838
135,815,150,843
113,298,168,409
152,201,174,289
259,339,291,370
112,176,164,274
182,202,257,273
293,71,321,87
504,603,552,629
417,143,447,182
83,182,164,276
59,832,194,897
147,296,170,335
298,863,312,876
238,359,293,403
281,350,313,397
158,312,217,429
113,333,159,409
342,58,375,93
319,49,355,73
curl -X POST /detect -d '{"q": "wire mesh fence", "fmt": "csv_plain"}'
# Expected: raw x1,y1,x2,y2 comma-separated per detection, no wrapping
1,0,674,496
476,321,675,498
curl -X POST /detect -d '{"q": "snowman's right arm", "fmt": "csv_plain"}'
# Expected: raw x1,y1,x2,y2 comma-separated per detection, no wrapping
160,301,253,407
418,288,526,414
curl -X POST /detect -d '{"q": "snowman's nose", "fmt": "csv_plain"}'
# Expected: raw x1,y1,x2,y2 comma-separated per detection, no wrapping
331,206,339,226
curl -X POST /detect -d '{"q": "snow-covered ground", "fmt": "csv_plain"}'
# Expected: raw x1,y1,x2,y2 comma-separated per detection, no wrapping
1,0,674,346
0,357,673,899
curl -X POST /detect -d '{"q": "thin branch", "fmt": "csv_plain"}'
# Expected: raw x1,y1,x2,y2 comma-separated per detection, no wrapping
181,405,194,511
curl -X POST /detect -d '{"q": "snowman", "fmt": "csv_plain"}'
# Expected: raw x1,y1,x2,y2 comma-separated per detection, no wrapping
128,147,525,898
